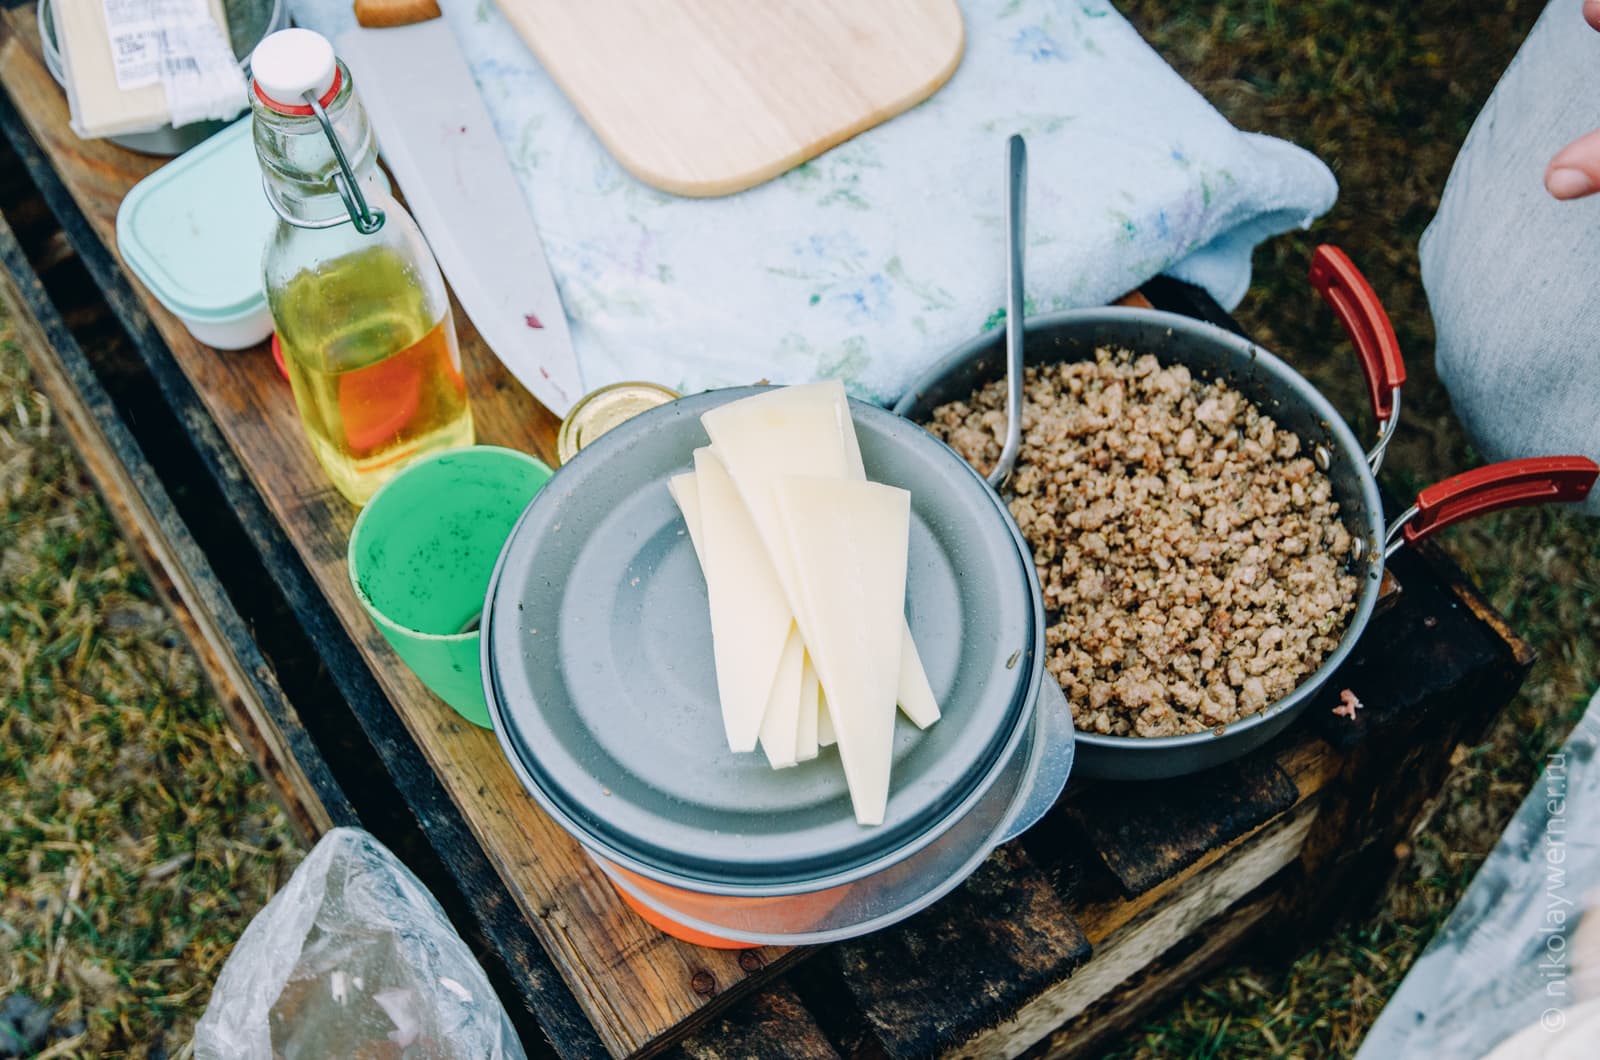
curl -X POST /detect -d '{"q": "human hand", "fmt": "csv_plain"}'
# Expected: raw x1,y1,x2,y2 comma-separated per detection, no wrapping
1545,0,1600,199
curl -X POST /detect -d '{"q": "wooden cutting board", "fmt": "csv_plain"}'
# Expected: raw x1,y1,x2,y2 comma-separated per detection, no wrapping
493,0,965,197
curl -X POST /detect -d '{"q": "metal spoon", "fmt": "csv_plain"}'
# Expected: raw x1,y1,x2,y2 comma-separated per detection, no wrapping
988,134,1027,490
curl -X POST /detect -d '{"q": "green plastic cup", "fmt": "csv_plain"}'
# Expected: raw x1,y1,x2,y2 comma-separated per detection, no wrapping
348,446,553,727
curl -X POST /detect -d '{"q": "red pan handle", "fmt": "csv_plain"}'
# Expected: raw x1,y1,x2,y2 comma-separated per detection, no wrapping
1391,456,1598,550
1309,245,1406,423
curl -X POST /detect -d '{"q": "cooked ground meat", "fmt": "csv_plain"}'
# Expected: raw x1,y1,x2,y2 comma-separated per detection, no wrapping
926,347,1360,737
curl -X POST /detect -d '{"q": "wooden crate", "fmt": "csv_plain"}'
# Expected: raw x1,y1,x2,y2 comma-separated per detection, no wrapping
0,9,1534,1055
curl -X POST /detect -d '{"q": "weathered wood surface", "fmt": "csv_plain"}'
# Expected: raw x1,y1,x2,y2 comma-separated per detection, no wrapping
1066,758,1300,899
834,846,1093,1058
675,984,840,1060
975,802,1321,1058
1029,887,1281,1059
0,10,791,1056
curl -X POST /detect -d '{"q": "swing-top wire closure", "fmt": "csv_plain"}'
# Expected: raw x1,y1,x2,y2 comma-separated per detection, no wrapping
261,87,385,235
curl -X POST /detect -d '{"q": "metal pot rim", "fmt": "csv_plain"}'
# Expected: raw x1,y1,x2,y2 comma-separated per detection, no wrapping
895,305,1387,757
591,684,1073,943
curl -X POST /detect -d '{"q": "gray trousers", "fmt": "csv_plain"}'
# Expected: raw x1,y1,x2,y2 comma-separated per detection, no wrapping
1421,0,1600,516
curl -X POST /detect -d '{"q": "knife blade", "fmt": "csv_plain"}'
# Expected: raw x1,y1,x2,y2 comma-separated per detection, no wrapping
338,5,583,416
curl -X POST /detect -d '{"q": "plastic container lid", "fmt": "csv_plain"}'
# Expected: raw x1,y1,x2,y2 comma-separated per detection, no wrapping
115,117,276,327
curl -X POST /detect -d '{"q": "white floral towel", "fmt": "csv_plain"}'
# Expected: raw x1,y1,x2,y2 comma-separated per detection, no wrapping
290,0,1337,403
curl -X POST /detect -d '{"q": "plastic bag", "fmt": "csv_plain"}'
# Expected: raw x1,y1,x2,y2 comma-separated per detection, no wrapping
194,827,526,1060
1358,690,1600,1059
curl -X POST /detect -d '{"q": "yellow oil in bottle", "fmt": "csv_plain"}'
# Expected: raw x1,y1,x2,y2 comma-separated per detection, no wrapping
273,245,474,505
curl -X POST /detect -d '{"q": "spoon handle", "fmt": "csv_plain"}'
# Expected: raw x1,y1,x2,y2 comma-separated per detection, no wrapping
989,134,1028,490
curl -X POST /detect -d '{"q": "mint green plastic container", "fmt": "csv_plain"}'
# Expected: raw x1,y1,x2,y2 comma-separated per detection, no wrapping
348,447,554,727
115,118,277,349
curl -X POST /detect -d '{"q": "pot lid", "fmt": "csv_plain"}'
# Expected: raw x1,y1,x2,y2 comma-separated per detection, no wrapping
484,389,1040,888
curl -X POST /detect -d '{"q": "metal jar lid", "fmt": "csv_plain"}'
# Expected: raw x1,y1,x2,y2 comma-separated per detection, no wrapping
484,388,1040,891
556,381,681,465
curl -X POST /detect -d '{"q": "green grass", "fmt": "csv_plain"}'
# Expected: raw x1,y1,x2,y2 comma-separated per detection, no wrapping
2,1,1597,1056
0,327,302,1058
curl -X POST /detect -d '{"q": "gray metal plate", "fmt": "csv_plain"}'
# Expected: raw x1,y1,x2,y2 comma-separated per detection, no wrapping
485,389,1035,886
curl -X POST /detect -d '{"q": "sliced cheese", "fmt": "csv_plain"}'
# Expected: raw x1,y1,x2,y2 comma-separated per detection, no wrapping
774,476,909,826
672,467,824,767
701,382,939,729
683,448,794,753
668,473,704,560
834,393,941,730
700,383,854,624
894,629,940,728
818,690,837,748
796,654,820,761
758,625,806,768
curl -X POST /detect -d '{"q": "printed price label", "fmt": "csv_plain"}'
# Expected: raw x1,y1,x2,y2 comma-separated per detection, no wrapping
97,0,246,125
101,0,161,91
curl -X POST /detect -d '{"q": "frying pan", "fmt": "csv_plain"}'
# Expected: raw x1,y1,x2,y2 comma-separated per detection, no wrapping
894,246,1597,780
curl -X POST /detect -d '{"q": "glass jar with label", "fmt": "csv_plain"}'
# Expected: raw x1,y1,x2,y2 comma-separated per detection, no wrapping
249,28,473,505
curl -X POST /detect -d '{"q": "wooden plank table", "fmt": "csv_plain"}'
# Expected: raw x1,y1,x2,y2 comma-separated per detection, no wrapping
0,6,1537,1055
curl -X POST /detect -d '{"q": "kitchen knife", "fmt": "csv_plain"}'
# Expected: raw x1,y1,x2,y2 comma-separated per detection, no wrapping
338,0,583,416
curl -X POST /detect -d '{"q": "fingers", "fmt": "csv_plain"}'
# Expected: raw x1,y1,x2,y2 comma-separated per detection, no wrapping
1547,2,1600,198
1547,127,1600,199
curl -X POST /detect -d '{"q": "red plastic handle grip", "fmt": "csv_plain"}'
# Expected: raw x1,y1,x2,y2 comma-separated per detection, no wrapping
1309,245,1407,422
1401,456,1599,545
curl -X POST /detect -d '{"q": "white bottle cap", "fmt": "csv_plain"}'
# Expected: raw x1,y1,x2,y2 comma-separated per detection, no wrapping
251,29,339,112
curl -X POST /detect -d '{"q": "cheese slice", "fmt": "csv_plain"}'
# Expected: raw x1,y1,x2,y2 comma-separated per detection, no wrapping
774,476,909,826
834,393,941,730
894,630,940,728
701,382,939,729
668,473,704,559
796,655,821,761
700,384,853,623
678,463,816,768
678,449,793,753
672,470,811,767
818,691,837,748
758,625,806,768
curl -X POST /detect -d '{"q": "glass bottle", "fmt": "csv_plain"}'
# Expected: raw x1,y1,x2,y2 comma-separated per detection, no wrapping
248,29,473,506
